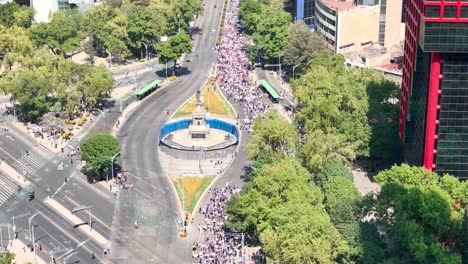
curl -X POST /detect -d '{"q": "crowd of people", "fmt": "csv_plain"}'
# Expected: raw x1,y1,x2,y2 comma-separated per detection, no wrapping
216,0,269,133
192,184,242,263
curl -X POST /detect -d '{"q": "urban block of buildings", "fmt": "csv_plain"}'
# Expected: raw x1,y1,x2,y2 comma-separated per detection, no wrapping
294,0,406,81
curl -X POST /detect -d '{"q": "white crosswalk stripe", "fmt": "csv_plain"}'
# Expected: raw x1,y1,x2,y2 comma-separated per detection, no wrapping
0,173,18,208
12,145,54,177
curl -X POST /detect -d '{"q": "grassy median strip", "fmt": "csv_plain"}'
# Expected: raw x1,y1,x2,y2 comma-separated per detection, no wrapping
173,78,235,119
171,175,215,213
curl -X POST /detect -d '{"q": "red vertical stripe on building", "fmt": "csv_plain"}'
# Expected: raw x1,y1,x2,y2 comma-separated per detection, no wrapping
423,52,441,170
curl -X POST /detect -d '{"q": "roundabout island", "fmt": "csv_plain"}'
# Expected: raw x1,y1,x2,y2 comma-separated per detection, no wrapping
158,81,239,215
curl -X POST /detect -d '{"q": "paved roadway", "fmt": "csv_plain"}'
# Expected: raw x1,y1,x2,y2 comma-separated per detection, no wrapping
108,0,227,263
0,114,117,263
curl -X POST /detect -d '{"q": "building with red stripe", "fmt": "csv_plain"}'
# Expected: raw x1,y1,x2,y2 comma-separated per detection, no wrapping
400,0,468,179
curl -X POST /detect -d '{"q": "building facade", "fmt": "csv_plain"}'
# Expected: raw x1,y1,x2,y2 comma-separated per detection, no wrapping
294,0,316,28
315,0,380,53
400,0,468,179
32,0,98,22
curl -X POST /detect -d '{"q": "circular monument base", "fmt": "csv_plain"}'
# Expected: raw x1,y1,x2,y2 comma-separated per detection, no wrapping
161,128,237,150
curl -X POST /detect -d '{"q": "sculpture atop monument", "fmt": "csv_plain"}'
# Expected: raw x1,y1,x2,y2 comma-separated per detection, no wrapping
189,90,210,139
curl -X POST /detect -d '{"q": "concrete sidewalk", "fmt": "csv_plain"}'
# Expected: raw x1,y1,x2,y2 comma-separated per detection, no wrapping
0,160,28,187
6,238,47,264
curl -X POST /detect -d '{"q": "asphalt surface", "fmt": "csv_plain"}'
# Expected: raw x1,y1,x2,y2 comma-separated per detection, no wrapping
0,115,117,263
108,0,226,263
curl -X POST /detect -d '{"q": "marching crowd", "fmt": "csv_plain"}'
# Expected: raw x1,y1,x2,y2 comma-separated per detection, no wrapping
216,0,269,134
192,0,277,263
192,184,242,263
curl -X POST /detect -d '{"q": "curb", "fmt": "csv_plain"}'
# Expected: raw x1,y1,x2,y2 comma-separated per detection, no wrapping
156,148,184,223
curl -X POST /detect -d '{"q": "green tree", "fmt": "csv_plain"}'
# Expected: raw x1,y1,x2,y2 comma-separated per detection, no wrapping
363,165,465,263
301,130,355,173
292,53,370,170
13,5,34,28
84,4,119,54
103,11,130,59
29,12,82,57
239,0,263,34
0,2,33,28
165,0,203,34
365,71,402,159
125,4,165,56
316,158,354,187
1,49,57,121
251,4,290,60
245,112,299,159
106,0,123,8
0,25,32,68
227,158,349,262
156,31,192,73
80,133,120,176
0,252,15,264
282,22,327,74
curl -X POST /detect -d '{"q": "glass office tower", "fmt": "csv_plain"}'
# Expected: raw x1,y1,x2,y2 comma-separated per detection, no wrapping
400,0,468,179
295,0,316,28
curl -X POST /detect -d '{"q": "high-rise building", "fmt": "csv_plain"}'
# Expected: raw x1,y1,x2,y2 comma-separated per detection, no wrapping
294,0,316,28
399,0,468,179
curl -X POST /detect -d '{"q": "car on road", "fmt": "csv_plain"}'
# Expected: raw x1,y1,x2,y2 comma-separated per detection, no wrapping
175,62,183,68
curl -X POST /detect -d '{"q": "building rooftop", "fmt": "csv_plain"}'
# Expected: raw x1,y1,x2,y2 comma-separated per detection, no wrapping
321,0,356,11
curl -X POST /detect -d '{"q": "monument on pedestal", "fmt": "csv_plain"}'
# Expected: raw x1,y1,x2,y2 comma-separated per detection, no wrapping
188,90,210,139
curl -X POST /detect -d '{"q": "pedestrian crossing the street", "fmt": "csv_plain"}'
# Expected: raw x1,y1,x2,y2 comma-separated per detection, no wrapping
0,172,18,208
12,144,55,177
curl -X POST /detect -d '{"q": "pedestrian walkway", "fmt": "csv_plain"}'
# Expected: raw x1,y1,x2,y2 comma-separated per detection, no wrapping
0,172,19,207
11,144,54,177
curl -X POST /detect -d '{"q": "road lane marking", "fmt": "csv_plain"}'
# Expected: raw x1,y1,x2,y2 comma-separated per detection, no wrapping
6,135,14,141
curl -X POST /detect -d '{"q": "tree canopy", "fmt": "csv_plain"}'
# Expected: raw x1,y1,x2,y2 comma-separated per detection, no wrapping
227,158,349,263
282,22,327,74
0,252,15,264
239,0,291,60
157,30,192,71
245,112,298,159
362,165,467,263
80,133,120,175
29,11,83,57
292,53,370,171
0,2,33,28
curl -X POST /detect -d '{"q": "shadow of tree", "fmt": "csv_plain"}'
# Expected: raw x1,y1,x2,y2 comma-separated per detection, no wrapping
365,78,403,174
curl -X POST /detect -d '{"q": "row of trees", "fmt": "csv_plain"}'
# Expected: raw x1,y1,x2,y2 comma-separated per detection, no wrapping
229,145,468,263
227,47,468,262
0,0,199,121
0,0,200,60
0,39,113,121
239,0,327,76
76,0,200,60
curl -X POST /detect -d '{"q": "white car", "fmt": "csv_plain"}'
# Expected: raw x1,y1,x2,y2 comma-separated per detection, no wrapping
175,62,183,68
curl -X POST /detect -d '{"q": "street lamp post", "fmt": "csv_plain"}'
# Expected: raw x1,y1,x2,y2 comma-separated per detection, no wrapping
32,224,37,264
278,54,283,77
110,152,120,182
166,62,168,79
292,63,301,79
72,206,93,231
28,213,39,249
141,42,148,60
28,212,40,264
